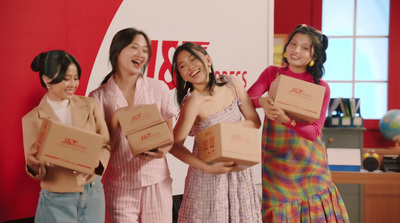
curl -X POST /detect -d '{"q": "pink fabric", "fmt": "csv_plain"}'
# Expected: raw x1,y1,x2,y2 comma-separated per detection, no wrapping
247,66,331,141
177,76,262,222
104,177,173,223
90,76,176,222
89,75,177,189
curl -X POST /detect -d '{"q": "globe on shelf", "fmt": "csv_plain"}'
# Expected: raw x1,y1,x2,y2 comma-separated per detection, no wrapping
379,109,400,148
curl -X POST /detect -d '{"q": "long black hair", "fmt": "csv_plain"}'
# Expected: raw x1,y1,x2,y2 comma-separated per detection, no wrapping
172,42,226,105
282,24,329,84
100,27,152,85
31,50,81,88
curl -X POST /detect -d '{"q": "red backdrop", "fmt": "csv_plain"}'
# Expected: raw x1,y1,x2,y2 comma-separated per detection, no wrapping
0,1,122,221
1,0,399,221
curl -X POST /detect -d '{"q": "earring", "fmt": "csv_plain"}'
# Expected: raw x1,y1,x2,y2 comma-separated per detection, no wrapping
309,60,315,67
46,85,50,89
208,63,212,74
183,81,187,89
283,52,287,58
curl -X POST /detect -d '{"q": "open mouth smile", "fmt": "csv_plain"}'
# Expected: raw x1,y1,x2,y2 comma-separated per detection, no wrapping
132,59,142,67
190,70,200,77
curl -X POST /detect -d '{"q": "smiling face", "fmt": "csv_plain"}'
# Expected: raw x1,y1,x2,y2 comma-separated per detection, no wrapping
117,34,149,76
176,49,211,86
45,63,79,101
285,33,315,73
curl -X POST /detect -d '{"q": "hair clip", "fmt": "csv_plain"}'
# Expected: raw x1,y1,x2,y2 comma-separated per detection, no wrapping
316,30,324,42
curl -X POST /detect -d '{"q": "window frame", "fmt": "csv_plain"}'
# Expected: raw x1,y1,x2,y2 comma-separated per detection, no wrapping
322,0,390,120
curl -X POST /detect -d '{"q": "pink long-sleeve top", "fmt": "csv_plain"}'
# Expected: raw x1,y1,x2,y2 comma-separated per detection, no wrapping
247,66,330,141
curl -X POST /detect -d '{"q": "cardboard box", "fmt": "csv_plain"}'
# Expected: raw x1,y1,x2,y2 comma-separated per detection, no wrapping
196,123,260,171
118,103,164,135
269,75,326,123
118,104,173,155
35,119,104,174
327,148,361,172
126,122,173,155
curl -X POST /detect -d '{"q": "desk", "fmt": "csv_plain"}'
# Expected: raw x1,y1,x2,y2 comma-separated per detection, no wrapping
332,171,400,223
332,171,400,185
331,148,400,223
323,128,365,223
323,128,400,222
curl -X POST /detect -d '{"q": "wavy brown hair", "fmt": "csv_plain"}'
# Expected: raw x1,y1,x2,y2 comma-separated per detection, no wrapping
282,24,329,84
172,42,227,105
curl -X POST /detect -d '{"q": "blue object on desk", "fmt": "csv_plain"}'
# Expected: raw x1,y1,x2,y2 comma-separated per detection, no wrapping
327,148,361,172
329,164,361,172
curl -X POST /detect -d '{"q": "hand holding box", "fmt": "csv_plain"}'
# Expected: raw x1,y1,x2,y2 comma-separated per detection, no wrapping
35,119,104,175
117,104,173,155
196,123,260,171
269,75,326,124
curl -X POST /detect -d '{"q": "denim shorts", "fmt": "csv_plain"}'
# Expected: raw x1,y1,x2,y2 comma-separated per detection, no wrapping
34,177,105,223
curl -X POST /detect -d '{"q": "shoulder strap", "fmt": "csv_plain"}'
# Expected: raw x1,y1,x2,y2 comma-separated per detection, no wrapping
224,75,239,99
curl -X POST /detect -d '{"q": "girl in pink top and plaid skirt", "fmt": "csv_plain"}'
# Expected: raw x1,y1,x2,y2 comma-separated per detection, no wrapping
248,24,349,222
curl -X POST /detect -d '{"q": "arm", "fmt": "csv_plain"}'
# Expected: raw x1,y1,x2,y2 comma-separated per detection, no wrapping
78,100,111,182
109,107,122,139
259,95,290,123
143,81,177,158
169,97,234,174
233,76,261,128
92,100,111,174
88,90,104,117
159,81,178,121
143,117,174,158
22,114,49,180
247,66,277,108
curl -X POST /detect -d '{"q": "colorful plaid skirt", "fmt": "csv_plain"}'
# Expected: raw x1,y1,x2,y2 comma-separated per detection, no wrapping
261,119,349,223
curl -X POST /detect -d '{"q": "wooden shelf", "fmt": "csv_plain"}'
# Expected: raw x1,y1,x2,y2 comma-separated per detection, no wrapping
332,148,400,185
332,171,400,185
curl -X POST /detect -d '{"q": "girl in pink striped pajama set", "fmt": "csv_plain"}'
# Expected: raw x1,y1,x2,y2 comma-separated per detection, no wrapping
89,28,177,223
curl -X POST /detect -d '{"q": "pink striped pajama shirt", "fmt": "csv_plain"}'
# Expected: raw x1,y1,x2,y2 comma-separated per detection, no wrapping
90,76,177,223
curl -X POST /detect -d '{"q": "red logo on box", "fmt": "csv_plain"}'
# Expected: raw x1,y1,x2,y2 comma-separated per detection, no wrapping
232,133,242,140
290,87,304,94
59,137,87,151
131,113,142,122
202,139,209,151
61,138,78,146
209,137,214,149
141,133,151,141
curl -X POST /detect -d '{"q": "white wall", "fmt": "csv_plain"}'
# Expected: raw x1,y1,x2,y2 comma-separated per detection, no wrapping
86,0,274,195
